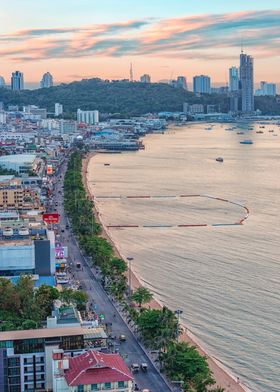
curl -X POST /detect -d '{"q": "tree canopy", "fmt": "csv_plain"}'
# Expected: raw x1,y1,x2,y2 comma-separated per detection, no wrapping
0,276,60,331
0,79,229,116
131,287,153,307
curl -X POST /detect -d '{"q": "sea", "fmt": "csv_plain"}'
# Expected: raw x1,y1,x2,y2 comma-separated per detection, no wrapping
87,122,280,392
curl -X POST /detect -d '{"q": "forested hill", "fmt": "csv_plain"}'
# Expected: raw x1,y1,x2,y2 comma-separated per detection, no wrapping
0,78,279,116
0,78,227,116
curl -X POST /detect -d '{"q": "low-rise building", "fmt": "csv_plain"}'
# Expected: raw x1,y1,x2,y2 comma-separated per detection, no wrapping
52,349,134,392
0,326,108,392
0,155,43,175
0,224,56,276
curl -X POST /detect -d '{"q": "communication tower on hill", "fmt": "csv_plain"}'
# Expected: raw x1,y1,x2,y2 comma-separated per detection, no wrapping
130,62,134,82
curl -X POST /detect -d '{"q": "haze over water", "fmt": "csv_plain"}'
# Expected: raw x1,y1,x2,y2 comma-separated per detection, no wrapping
88,123,280,392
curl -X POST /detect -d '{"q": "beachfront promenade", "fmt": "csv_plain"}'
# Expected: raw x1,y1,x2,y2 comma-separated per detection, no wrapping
53,157,173,392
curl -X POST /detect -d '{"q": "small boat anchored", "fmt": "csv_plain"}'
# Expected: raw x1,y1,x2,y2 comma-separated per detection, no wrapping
216,157,224,162
240,139,253,145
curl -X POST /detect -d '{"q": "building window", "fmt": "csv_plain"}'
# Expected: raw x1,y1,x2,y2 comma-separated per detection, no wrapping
8,357,20,367
118,381,125,388
77,386,84,392
104,382,111,390
91,385,99,391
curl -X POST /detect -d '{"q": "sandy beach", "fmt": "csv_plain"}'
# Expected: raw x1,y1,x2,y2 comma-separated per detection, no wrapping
82,152,252,392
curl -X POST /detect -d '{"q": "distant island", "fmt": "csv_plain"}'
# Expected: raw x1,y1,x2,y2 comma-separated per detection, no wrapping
0,78,279,117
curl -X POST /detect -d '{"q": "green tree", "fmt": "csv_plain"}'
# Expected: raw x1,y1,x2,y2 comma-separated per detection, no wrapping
131,287,153,308
60,288,88,310
15,275,38,321
0,278,20,313
137,306,178,350
160,341,218,392
35,285,59,319
21,320,38,330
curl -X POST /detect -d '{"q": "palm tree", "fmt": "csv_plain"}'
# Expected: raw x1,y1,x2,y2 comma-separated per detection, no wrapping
131,287,153,308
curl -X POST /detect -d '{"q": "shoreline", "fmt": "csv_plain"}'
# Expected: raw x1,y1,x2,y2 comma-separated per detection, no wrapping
82,152,252,392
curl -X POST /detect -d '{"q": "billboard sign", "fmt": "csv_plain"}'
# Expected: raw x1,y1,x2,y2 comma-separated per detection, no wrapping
47,164,53,175
55,246,68,259
43,212,60,224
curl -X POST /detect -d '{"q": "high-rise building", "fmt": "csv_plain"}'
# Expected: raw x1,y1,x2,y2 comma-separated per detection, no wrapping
229,67,239,91
11,71,24,91
239,52,254,114
140,74,151,83
255,81,276,97
77,109,99,124
40,72,53,88
176,76,187,90
193,75,211,94
55,103,63,116
0,76,5,88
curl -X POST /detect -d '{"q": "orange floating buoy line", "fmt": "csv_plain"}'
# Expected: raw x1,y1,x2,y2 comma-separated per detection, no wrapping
94,194,250,230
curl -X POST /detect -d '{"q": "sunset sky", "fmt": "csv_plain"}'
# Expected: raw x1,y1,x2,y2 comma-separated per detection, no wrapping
0,0,279,87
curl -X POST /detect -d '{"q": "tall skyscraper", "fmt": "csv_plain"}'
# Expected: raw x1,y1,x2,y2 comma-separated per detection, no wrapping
0,76,5,88
40,72,53,88
176,76,187,90
11,71,24,91
193,75,211,94
140,74,151,83
229,67,239,91
239,52,254,113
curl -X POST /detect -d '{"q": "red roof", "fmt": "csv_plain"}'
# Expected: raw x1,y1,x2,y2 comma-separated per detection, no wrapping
64,350,133,386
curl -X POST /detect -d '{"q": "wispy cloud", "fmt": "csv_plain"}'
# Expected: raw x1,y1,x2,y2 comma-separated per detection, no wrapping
0,10,279,62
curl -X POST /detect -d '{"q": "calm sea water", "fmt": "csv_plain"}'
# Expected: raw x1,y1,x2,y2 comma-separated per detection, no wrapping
88,123,280,392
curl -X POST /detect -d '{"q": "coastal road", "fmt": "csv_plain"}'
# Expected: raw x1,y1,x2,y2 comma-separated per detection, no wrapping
52,156,173,392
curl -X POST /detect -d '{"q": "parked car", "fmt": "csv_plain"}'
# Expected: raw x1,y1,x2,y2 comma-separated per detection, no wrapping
119,334,126,342
130,363,140,372
141,363,148,372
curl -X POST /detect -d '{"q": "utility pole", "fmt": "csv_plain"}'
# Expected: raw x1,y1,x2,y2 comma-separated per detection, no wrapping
175,309,183,342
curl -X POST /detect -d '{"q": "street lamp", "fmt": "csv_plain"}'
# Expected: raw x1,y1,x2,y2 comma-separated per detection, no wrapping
126,257,134,296
175,309,183,342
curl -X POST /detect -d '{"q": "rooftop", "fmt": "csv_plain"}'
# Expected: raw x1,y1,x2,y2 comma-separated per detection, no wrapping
0,154,37,164
63,350,133,386
0,326,107,342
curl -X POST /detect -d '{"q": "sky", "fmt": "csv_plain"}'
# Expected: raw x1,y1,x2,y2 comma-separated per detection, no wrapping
0,0,279,87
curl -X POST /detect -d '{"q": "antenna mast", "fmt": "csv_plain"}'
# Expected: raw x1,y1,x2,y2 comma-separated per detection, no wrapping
130,62,134,82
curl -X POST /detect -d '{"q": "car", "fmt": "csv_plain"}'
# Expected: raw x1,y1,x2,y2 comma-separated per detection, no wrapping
142,390,150,392
130,363,140,372
119,334,126,342
141,363,148,372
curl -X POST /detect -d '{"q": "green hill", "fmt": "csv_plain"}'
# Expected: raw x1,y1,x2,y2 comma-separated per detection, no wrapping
0,78,228,116
0,78,279,116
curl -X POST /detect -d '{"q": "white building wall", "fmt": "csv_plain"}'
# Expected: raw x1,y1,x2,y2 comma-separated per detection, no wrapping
0,244,35,272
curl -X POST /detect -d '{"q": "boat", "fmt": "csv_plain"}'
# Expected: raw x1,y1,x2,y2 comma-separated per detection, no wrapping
269,130,274,133
240,140,253,145
260,126,265,128
237,132,244,135
104,163,110,166
256,131,264,134
216,157,224,162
